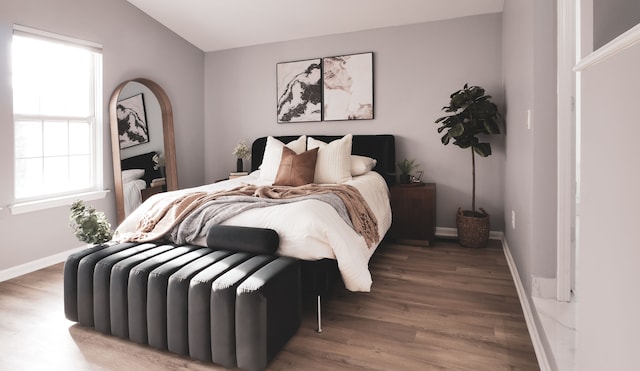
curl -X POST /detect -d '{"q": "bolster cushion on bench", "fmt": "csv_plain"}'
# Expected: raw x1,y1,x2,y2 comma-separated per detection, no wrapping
206,225,279,255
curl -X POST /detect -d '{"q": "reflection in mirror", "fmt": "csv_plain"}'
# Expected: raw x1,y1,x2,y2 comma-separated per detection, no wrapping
109,78,177,224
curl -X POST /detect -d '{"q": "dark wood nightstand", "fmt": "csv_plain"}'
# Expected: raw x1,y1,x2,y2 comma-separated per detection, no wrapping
389,183,436,246
141,185,165,202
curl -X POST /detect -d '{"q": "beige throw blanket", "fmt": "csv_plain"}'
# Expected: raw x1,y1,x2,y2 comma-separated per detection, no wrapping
118,184,379,248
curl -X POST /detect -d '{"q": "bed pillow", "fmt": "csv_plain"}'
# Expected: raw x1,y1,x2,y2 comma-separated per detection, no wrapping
259,135,307,181
273,147,319,186
351,155,377,176
307,134,352,184
121,169,145,183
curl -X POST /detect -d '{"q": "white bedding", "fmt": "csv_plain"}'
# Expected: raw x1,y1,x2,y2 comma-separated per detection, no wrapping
123,179,146,218
115,170,391,291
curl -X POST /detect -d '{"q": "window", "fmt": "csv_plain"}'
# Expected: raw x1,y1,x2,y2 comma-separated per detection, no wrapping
12,26,103,205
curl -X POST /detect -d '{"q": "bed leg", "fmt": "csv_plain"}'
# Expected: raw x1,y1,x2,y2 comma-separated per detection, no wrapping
316,295,322,333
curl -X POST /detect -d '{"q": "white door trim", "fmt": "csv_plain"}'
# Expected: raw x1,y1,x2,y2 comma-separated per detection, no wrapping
556,0,576,302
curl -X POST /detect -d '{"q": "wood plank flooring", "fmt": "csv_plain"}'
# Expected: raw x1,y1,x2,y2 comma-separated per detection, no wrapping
0,239,539,370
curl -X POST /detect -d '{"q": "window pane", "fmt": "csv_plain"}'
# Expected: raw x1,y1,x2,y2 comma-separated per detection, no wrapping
44,156,69,194
15,158,43,198
69,154,91,189
43,120,69,157
69,121,91,155
15,120,42,158
12,35,92,117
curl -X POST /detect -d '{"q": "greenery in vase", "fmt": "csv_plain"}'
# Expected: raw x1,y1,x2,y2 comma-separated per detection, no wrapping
152,153,165,170
232,140,251,160
69,200,113,244
397,158,419,175
435,83,501,216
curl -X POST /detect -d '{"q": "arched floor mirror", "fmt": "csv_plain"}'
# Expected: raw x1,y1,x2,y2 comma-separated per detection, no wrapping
109,78,178,224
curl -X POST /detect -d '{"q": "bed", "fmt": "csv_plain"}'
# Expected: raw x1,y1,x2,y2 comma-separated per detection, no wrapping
115,134,395,292
120,151,163,217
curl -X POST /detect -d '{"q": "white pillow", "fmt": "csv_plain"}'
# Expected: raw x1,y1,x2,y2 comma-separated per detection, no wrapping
122,168,145,183
351,155,377,176
259,135,307,181
307,134,353,184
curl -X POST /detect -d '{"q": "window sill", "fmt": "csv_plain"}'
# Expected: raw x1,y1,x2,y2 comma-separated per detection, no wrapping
9,190,109,215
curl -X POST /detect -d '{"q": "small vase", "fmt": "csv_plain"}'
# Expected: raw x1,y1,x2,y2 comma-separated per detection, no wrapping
236,158,243,172
400,174,410,184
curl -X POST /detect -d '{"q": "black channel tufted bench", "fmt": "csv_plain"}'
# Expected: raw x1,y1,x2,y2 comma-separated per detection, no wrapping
64,226,301,371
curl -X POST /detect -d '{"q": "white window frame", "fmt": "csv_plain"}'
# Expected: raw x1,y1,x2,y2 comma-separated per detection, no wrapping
9,25,107,215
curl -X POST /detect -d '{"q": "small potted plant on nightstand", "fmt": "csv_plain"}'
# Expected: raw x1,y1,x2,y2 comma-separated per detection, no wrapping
435,83,502,248
397,158,419,184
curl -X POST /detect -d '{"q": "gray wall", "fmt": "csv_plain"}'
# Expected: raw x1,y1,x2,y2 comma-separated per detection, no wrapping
577,25,640,371
204,13,505,231
594,0,640,49
0,0,204,271
502,0,558,367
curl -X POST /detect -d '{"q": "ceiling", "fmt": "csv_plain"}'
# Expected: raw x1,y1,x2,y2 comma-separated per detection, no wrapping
127,0,504,52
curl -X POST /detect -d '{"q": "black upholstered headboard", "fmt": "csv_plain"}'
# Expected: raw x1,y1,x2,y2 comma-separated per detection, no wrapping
120,151,161,187
251,135,396,186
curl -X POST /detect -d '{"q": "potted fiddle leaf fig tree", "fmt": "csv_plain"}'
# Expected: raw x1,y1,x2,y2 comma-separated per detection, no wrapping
435,83,501,248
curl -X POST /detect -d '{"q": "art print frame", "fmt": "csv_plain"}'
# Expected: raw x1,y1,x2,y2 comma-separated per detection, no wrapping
322,52,374,121
117,93,149,149
276,58,322,123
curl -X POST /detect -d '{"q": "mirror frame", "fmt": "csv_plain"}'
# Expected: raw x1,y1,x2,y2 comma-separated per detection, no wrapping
109,78,178,224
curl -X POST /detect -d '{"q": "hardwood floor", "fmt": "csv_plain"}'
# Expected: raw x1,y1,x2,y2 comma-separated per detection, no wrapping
0,239,539,370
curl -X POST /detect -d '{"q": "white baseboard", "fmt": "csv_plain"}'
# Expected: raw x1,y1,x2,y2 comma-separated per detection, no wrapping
0,245,88,282
501,235,551,371
532,276,558,300
435,227,458,238
435,227,503,240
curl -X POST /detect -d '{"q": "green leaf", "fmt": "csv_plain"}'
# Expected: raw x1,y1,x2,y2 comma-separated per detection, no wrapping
483,118,500,134
454,140,472,149
474,143,492,157
449,123,464,137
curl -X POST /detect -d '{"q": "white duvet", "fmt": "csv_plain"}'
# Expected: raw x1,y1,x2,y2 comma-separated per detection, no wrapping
115,170,392,291
123,179,146,218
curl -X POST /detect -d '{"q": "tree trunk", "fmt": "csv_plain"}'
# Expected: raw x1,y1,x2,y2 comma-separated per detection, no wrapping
471,148,476,215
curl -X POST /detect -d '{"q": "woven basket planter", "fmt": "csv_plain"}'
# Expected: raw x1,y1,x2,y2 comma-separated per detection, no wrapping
456,208,490,248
